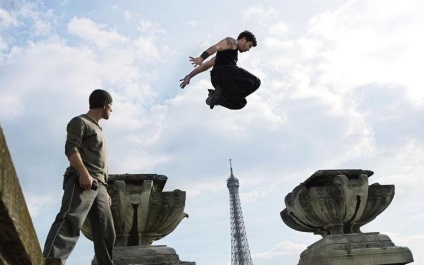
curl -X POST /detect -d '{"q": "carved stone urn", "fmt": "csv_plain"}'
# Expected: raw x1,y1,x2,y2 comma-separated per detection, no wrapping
82,174,195,265
281,169,413,265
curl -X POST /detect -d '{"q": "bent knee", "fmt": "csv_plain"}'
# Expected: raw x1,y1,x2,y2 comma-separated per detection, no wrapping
229,99,247,110
255,77,261,89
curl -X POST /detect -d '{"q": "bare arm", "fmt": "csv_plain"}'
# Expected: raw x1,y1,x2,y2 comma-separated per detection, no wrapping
190,37,237,67
70,153,109,203
68,152,94,190
180,56,216,89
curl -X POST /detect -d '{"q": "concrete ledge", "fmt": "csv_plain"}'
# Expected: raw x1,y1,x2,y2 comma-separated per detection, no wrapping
92,245,196,265
299,233,414,265
0,125,44,265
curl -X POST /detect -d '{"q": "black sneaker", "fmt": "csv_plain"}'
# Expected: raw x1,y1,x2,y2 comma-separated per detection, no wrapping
205,89,214,105
208,86,222,109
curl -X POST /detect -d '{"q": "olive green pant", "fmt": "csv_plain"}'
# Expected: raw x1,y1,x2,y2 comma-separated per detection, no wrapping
43,175,115,265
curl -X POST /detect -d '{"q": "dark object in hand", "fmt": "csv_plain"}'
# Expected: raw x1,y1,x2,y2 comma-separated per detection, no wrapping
74,176,98,190
91,181,98,190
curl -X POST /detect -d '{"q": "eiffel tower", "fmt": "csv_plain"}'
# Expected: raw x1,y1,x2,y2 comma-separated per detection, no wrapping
227,159,254,265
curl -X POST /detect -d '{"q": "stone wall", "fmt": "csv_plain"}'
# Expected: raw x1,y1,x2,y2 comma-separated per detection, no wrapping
0,125,45,265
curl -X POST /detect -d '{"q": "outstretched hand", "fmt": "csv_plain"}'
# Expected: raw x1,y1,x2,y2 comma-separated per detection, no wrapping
190,56,204,67
180,75,191,89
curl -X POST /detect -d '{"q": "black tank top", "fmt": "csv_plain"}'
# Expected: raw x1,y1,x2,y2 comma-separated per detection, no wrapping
213,49,238,69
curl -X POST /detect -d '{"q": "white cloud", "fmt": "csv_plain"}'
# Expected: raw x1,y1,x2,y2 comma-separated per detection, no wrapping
137,18,166,35
2,1,424,265
132,35,165,61
242,4,278,23
31,16,52,36
385,232,424,246
184,179,225,198
0,39,99,119
0,93,23,118
371,139,424,194
240,185,275,204
268,22,289,36
384,232,424,263
254,241,307,259
366,0,419,19
24,192,58,217
0,7,20,27
19,2,54,36
67,17,128,48
123,10,132,21
304,0,423,105
0,36,7,51
182,20,197,28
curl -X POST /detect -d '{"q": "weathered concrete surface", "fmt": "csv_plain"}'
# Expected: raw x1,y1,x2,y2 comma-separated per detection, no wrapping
299,233,413,265
0,125,45,265
92,245,195,265
44,258,62,265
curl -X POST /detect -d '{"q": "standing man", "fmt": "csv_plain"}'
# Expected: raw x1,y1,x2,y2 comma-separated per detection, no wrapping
43,89,116,265
180,30,261,110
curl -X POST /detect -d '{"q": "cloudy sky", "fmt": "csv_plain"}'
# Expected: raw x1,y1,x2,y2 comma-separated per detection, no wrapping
1,0,423,264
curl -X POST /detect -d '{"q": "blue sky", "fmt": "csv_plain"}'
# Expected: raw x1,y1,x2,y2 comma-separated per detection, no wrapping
1,0,423,264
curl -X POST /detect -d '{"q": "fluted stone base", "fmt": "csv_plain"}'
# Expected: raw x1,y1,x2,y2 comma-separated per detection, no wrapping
92,245,195,265
44,258,62,265
298,233,413,265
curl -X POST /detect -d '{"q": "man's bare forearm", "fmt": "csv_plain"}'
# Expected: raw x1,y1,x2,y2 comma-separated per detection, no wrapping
181,55,215,88
68,152,94,189
187,66,202,78
189,59,214,77
68,152,90,177
203,44,219,57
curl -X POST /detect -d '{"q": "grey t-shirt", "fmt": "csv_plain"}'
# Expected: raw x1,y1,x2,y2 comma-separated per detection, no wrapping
64,114,108,184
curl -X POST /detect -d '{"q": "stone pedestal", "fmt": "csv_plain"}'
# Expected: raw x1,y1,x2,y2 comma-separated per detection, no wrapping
94,245,195,265
82,174,195,265
281,169,414,265
299,233,413,265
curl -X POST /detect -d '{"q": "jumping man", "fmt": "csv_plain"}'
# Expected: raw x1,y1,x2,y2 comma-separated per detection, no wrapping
180,30,261,110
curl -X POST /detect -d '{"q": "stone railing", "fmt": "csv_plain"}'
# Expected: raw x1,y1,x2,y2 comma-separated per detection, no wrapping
0,125,56,264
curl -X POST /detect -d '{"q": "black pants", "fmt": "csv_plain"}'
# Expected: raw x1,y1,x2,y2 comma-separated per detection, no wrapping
211,66,261,110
